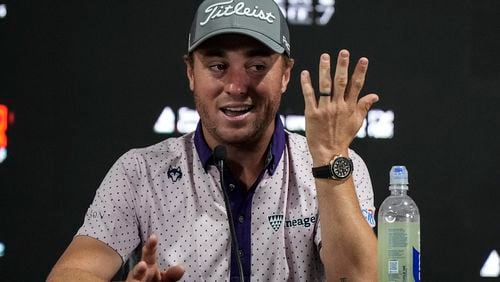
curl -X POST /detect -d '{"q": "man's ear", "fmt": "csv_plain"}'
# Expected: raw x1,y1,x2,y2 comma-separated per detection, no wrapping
281,58,294,94
184,56,195,91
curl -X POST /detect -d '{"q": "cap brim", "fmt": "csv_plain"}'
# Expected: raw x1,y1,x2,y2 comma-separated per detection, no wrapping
189,28,285,55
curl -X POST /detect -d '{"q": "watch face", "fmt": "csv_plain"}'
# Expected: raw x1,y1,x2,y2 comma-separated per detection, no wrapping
331,157,352,179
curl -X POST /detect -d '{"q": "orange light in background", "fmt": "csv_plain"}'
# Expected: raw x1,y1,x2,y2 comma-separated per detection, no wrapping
0,104,7,148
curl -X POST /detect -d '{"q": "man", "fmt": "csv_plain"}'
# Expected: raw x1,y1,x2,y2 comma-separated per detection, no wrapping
48,0,378,281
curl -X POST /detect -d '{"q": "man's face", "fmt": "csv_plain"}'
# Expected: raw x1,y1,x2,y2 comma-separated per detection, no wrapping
186,34,293,148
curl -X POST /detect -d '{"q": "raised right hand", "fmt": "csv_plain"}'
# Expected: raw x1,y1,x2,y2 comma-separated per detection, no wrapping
126,234,185,282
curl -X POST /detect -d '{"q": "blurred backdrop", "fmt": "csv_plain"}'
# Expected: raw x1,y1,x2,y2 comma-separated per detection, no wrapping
1,0,500,280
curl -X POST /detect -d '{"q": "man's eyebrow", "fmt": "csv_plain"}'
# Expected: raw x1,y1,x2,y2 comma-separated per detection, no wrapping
198,48,225,58
197,48,274,58
245,48,274,57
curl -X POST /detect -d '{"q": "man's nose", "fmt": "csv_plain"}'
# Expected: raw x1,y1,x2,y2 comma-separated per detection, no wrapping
224,67,249,95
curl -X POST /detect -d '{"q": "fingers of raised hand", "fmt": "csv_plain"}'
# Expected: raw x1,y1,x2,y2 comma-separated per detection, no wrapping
346,57,369,104
300,70,316,110
127,261,148,281
128,235,186,282
333,49,350,102
302,51,373,112
318,53,332,102
357,93,379,115
160,265,186,282
142,234,159,265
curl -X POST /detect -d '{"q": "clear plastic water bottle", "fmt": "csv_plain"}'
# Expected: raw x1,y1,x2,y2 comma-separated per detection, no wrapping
377,165,420,282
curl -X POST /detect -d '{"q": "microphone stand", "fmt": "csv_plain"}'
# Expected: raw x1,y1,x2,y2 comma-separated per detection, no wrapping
214,145,245,282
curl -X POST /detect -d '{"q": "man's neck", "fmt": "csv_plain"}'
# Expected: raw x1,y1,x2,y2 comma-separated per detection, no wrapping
225,144,269,190
203,125,275,190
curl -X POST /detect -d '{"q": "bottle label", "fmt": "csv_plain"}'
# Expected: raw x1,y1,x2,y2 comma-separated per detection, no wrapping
413,247,420,282
378,222,420,282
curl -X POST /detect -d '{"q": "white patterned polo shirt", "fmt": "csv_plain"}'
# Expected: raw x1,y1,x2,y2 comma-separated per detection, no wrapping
77,119,375,281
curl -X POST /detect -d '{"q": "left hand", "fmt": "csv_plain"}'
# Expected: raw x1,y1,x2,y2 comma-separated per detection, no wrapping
300,50,379,166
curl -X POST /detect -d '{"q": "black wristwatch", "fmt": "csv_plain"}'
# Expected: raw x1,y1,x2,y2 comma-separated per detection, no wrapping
312,155,353,180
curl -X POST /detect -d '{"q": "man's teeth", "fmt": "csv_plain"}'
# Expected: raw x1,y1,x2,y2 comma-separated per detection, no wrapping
222,106,251,112
221,106,252,115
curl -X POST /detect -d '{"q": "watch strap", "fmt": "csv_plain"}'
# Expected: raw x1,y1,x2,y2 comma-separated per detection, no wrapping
312,164,334,178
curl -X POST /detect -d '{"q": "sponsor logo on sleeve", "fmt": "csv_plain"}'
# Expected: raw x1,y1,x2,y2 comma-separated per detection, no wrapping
362,208,376,227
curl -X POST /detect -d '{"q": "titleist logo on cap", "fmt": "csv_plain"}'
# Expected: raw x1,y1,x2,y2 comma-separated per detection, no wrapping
200,0,277,26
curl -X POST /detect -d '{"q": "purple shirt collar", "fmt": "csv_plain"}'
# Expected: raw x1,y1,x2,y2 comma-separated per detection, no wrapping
194,115,286,175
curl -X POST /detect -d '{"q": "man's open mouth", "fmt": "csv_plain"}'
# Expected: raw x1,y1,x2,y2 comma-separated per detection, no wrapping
221,106,254,117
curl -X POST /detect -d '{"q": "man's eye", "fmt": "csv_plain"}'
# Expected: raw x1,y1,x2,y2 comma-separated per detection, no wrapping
209,64,226,72
250,65,266,72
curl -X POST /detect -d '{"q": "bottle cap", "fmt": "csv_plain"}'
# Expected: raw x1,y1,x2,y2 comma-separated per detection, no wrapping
389,165,409,187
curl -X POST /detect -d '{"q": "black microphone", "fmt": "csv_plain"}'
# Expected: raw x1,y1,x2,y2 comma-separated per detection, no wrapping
213,145,245,282
213,145,227,170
